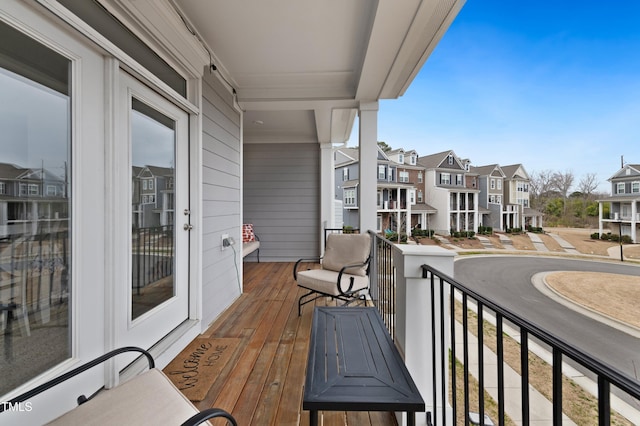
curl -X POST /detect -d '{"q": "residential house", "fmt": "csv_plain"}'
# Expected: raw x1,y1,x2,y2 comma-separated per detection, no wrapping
501,163,543,230
471,164,506,230
0,163,68,236
335,146,436,235
598,163,640,242
0,0,465,423
418,150,479,235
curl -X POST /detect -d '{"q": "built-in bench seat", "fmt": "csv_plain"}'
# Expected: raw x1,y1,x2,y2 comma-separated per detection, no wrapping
242,223,260,262
1,347,236,426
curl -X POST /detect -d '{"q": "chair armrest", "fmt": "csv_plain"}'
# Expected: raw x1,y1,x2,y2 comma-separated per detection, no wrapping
336,255,371,295
1,347,154,413
293,257,321,280
181,407,237,426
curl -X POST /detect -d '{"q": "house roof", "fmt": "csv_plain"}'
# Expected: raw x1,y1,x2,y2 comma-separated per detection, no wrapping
416,150,464,170
501,164,529,180
163,0,465,145
471,164,505,177
608,164,640,181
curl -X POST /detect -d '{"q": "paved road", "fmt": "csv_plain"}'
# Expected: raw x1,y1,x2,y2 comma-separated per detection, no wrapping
454,256,640,379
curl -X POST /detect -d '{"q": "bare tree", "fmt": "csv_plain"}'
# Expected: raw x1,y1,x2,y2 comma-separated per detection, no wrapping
552,170,575,216
529,169,556,210
577,172,598,200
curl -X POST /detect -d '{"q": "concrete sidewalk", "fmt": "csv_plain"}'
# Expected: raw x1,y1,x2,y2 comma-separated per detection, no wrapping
455,322,575,425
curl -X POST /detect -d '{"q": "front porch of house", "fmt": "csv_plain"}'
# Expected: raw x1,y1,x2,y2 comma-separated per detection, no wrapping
183,261,397,425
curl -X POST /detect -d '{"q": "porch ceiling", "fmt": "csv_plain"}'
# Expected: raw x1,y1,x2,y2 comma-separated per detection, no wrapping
173,0,465,144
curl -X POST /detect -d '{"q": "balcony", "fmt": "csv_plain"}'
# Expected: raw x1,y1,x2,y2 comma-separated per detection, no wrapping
169,233,640,425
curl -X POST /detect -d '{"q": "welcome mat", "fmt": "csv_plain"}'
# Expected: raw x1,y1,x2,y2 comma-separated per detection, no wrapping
164,337,239,401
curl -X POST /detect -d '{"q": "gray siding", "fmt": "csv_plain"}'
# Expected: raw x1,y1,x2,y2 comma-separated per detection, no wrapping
201,72,242,327
244,143,319,261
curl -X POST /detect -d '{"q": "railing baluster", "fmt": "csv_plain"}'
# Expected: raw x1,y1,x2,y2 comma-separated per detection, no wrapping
439,277,446,426
478,301,485,425
463,294,470,426
521,329,529,425
598,376,610,426
430,272,437,426
553,348,562,425
496,313,505,426
450,286,457,425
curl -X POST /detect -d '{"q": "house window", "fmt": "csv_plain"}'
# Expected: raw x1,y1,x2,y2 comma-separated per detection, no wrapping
0,17,73,396
377,191,383,208
497,195,502,204
378,165,386,180
47,185,57,196
409,155,416,165
148,179,154,190
489,195,496,204
472,177,477,188
417,190,423,203
490,179,495,189
617,183,625,194
497,179,502,190
448,154,454,165
418,172,423,183
399,171,409,183
344,189,356,206
409,189,415,205
343,168,349,181
143,180,148,190
441,173,451,185
632,182,639,193
398,154,404,164
456,174,463,185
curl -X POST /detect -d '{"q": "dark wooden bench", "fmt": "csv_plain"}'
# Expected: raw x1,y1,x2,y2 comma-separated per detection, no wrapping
304,307,425,426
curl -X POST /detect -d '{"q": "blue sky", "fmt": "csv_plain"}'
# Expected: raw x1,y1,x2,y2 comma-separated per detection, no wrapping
350,1,640,193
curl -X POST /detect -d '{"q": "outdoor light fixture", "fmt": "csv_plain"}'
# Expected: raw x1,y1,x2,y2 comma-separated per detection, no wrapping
222,236,235,247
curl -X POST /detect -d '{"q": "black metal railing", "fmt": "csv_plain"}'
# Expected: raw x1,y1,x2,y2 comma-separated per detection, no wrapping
132,225,173,294
369,232,396,340
421,263,640,426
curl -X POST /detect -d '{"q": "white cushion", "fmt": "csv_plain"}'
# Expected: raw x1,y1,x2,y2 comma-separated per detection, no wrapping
322,234,370,276
297,268,369,296
243,240,260,257
46,369,207,425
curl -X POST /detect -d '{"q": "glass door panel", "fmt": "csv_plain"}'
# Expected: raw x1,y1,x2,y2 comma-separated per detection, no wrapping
117,72,188,354
131,99,176,319
0,21,71,395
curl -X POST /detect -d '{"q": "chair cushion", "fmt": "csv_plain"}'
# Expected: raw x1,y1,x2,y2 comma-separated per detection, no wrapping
322,233,370,276
46,369,205,425
297,269,369,296
242,223,256,242
243,240,260,257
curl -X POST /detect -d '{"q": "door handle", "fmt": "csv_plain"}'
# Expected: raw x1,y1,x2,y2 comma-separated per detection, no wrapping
183,223,193,231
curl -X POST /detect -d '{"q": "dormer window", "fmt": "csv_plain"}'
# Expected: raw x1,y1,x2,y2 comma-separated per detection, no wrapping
409,155,416,165
398,154,404,164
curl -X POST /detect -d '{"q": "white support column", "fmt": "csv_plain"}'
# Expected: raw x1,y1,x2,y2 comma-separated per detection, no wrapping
406,188,412,237
598,202,603,237
320,142,335,254
632,201,637,243
393,245,456,426
358,101,378,234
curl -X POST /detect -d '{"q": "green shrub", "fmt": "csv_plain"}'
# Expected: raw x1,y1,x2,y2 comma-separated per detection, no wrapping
622,235,633,244
590,232,600,240
600,233,611,241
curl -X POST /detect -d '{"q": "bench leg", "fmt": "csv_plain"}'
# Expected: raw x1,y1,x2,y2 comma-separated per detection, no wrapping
407,411,415,426
310,410,318,426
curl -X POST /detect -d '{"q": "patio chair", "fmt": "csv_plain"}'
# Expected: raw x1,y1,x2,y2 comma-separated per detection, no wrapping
294,233,371,316
1,346,237,425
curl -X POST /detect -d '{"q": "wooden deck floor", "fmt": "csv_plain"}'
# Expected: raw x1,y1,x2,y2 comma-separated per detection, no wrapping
188,261,397,425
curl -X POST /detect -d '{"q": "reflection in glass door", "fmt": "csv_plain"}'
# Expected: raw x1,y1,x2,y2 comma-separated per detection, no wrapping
117,72,188,352
0,21,71,396
131,100,176,319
